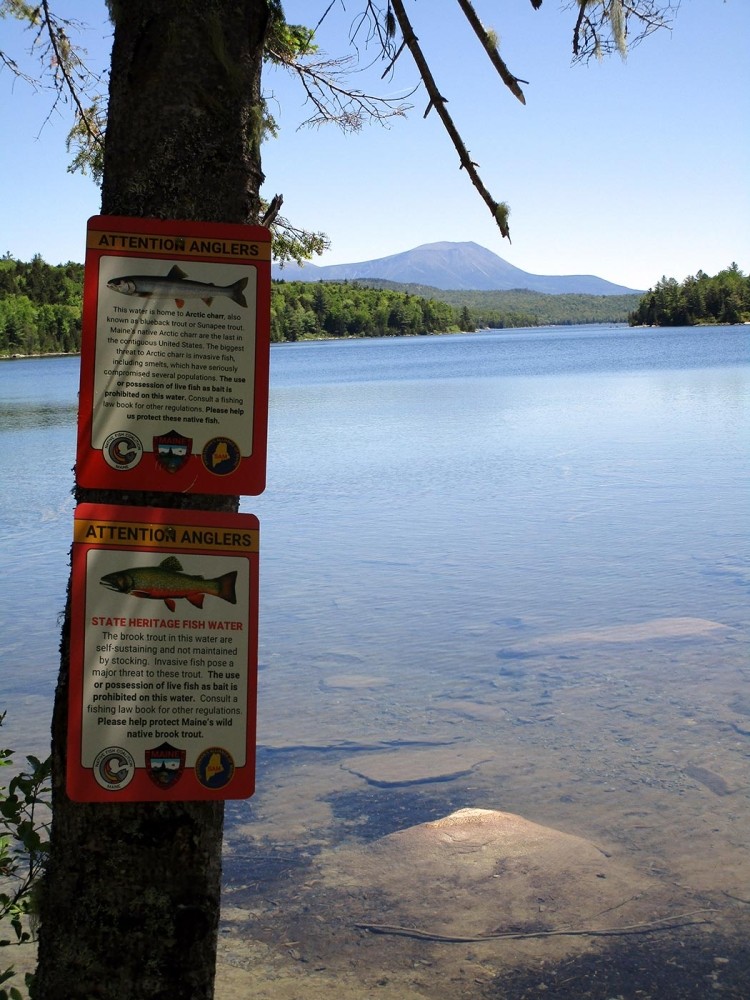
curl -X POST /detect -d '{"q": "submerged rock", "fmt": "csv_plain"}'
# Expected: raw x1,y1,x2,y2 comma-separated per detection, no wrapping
341,747,491,787
324,807,681,944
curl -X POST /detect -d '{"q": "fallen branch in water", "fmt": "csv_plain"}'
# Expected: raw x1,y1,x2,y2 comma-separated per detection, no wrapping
355,909,716,944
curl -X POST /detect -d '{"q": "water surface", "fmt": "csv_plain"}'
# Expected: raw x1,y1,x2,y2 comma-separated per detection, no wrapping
1,325,748,996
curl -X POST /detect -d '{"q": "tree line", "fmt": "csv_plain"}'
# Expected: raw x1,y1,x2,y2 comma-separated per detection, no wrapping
0,255,83,356
4,255,748,358
628,264,750,326
362,280,642,327
2,253,650,358
270,279,471,340
0,256,473,355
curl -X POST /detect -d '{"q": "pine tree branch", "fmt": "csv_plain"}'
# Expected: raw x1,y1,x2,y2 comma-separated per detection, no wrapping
38,0,102,151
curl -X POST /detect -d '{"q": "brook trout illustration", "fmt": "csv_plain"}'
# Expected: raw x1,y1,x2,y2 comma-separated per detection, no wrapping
100,556,237,611
107,265,248,308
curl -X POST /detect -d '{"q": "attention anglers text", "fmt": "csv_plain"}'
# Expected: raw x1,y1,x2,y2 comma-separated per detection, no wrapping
82,524,255,549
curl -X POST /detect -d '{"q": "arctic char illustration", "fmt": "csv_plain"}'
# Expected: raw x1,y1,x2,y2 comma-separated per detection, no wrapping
107,264,248,308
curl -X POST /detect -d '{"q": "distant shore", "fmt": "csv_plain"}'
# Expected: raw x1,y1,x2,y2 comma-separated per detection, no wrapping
0,350,79,361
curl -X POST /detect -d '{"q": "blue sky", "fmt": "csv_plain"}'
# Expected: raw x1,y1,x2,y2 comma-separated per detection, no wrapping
1,0,748,291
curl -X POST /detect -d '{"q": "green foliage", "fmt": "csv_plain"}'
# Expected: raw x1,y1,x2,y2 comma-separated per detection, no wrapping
356,279,642,327
1,252,650,357
0,256,83,356
264,12,317,66
0,714,51,1000
270,279,470,342
65,98,106,183
628,264,750,326
270,219,331,267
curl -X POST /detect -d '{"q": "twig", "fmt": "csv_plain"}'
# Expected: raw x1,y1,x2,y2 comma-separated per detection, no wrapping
39,0,103,154
388,0,511,240
721,890,750,906
355,908,716,943
454,0,527,104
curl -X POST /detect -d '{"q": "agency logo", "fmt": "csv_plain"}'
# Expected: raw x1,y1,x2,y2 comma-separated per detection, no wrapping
195,747,235,790
102,431,143,471
145,741,186,789
93,747,136,791
202,437,241,476
154,429,192,474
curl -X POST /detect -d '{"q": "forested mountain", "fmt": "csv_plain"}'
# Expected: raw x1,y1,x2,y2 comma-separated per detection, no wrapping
0,255,83,355
357,280,641,326
628,264,750,326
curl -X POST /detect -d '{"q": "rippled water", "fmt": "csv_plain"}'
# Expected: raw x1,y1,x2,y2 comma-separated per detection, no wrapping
1,326,747,743
1,325,748,996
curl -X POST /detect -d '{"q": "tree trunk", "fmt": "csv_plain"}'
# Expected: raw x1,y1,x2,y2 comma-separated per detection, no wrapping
34,4,269,997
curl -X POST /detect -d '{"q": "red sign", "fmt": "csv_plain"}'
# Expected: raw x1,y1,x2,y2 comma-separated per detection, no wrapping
67,503,259,802
76,216,271,495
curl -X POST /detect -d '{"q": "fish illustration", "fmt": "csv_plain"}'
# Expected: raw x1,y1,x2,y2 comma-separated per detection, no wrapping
100,556,237,611
107,265,248,308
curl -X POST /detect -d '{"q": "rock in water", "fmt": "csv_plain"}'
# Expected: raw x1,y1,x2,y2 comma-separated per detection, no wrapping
325,808,676,944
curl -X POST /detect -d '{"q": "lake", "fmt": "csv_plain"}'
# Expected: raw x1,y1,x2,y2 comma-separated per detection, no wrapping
1,324,748,998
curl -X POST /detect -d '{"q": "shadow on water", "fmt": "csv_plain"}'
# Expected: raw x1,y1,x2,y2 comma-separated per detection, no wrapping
482,930,750,999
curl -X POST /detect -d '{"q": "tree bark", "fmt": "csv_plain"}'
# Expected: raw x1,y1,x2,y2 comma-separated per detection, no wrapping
34,4,269,998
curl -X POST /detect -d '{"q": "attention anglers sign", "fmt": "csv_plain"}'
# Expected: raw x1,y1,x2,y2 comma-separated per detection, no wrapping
67,503,259,802
76,215,271,496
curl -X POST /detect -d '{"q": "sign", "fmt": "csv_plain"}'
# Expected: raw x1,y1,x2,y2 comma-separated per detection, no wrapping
67,503,259,802
76,216,271,495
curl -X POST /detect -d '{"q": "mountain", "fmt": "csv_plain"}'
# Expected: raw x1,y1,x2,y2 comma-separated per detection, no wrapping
272,241,642,296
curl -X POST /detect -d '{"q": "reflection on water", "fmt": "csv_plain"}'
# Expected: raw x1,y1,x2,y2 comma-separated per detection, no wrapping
1,328,748,996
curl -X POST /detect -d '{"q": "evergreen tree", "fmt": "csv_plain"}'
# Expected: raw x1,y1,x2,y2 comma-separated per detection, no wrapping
629,265,750,326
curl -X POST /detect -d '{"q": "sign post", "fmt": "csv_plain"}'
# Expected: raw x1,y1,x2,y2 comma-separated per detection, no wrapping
76,215,271,495
67,503,259,802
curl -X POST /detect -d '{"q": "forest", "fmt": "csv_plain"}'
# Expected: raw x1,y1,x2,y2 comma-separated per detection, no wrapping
359,279,642,327
0,255,83,355
270,279,468,340
628,264,750,326
2,256,748,357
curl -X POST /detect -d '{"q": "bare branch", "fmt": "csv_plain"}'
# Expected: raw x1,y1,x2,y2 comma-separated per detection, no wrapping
380,38,407,80
261,193,284,227
0,0,105,157
454,0,527,105
38,0,103,154
0,48,36,87
388,0,512,240
350,2,401,63
567,0,680,62
267,47,411,131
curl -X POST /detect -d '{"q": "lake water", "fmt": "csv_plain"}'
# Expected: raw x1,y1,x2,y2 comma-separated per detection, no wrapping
1,325,748,997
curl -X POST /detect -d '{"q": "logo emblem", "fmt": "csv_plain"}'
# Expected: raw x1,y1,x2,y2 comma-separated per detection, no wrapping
195,747,235,789
93,747,136,791
202,437,241,476
154,429,192,474
145,741,186,789
103,431,143,471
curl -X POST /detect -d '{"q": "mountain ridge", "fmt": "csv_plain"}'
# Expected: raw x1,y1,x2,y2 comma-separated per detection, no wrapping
273,241,643,296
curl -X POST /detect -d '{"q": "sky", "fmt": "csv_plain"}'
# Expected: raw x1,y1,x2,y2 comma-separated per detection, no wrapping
1,0,748,291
